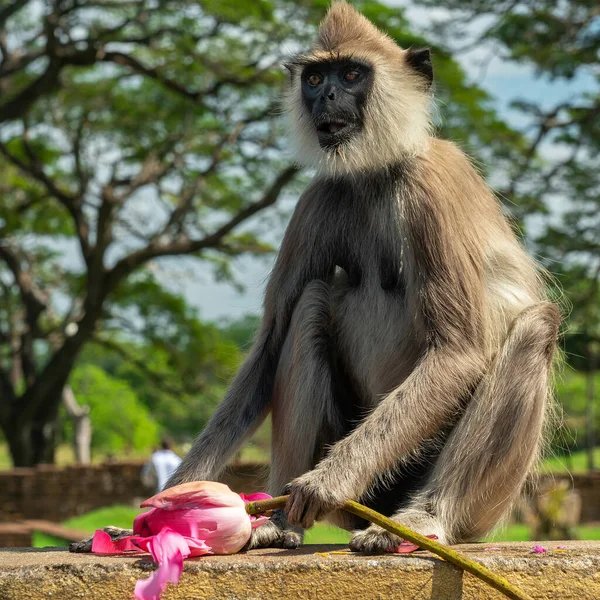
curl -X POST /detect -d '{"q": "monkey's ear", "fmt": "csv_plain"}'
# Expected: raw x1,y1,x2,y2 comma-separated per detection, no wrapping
405,48,433,88
283,62,298,78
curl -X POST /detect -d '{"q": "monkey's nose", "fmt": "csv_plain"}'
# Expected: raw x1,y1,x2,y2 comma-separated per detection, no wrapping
321,85,336,102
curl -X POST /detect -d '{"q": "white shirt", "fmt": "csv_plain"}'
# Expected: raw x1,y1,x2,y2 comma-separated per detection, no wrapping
145,449,182,492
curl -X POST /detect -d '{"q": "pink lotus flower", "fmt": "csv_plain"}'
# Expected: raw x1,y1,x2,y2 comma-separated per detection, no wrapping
91,482,270,600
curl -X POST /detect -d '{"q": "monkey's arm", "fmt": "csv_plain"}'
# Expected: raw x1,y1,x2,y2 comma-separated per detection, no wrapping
168,190,329,486
287,345,486,528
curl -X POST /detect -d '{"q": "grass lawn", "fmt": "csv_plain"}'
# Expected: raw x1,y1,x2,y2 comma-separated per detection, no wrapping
31,505,600,548
542,447,600,474
32,505,143,548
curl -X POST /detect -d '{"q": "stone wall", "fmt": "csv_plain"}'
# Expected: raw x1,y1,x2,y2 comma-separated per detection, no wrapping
570,472,600,523
0,462,149,523
0,462,597,525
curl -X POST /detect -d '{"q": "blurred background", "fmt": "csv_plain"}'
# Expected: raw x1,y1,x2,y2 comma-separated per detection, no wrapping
0,0,598,547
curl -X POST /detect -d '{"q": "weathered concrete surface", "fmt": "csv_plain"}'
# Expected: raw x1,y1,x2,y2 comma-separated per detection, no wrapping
0,542,599,599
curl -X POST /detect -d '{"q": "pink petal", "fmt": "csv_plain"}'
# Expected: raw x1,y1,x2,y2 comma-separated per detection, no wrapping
141,481,245,510
91,529,144,554
531,545,547,554
149,528,191,563
390,540,419,553
387,534,439,554
182,536,214,557
239,492,272,502
134,533,213,558
249,515,270,529
134,509,158,536
134,529,190,600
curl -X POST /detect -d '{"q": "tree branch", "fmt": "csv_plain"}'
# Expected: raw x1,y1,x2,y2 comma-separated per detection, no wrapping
0,49,45,79
0,244,47,324
102,51,204,102
0,140,92,263
0,60,63,123
0,0,30,29
105,165,299,290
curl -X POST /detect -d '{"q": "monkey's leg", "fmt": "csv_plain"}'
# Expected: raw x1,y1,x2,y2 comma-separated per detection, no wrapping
249,280,343,549
350,302,559,552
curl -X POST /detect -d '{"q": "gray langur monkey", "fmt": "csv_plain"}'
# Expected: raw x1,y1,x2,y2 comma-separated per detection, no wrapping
71,1,560,554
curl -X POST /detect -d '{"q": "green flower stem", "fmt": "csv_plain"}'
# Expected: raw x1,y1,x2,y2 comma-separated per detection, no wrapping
245,495,532,600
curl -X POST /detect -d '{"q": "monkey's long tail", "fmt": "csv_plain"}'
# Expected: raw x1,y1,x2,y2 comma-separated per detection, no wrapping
245,496,533,600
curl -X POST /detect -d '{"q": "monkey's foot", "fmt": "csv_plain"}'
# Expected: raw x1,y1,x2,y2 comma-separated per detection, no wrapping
349,510,447,553
69,526,133,553
245,511,303,550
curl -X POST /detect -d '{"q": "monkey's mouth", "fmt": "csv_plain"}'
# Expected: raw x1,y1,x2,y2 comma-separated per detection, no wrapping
315,118,357,148
317,120,348,135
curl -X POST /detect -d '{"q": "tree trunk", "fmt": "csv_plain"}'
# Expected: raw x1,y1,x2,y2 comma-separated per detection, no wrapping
5,425,35,468
62,385,92,464
31,417,58,464
7,318,95,467
586,347,596,472
4,400,61,467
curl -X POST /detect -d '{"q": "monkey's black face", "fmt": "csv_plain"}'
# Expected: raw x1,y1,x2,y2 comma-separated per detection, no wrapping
301,60,372,151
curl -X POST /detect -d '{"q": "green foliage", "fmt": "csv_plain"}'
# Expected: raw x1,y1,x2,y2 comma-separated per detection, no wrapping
218,314,261,351
68,365,159,455
63,505,143,532
544,447,600,475
304,523,352,545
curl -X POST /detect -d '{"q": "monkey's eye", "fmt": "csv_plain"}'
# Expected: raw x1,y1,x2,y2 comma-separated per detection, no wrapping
307,73,322,86
344,69,361,82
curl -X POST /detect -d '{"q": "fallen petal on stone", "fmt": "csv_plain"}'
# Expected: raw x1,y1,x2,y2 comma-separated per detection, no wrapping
389,534,439,554
90,529,144,554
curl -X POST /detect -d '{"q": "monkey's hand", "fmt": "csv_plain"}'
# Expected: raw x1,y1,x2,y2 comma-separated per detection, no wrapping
286,469,349,529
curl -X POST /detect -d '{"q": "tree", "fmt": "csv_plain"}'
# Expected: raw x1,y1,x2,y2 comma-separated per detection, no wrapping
79,275,243,441
68,364,159,455
0,0,304,466
218,314,261,351
0,0,526,466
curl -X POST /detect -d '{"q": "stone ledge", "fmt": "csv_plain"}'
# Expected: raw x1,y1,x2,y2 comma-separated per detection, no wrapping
1,542,599,599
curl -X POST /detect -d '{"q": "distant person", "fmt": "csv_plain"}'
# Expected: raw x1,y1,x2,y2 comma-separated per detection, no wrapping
141,438,182,493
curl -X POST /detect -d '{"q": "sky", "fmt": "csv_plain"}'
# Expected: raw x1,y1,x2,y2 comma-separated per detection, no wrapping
178,1,597,322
